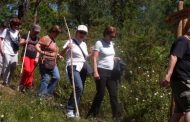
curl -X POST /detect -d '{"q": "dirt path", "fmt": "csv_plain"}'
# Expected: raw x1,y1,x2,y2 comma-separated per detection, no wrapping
0,84,16,96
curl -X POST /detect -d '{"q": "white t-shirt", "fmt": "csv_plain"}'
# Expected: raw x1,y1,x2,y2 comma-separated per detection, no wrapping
63,39,88,72
0,28,19,55
94,40,115,70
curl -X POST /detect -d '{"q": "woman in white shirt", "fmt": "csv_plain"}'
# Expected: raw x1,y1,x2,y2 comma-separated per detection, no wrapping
87,26,120,119
0,17,21,86
61,25,90,118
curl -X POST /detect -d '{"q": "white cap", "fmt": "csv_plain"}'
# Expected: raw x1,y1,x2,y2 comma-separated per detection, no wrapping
77,25,88,33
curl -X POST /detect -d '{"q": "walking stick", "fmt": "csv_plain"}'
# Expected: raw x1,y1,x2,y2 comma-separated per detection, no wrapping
20,31,30,75
63,17,80,118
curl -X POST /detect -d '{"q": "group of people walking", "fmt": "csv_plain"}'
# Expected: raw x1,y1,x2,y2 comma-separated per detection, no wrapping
0,17,121,119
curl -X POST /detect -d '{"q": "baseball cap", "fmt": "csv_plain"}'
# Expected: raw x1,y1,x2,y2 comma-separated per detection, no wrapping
32,24,41,32
77,25,88,33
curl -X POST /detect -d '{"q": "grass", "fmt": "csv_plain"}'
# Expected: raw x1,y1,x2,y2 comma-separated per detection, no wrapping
0,52,116,122
0,57,171,122
0,78,114,122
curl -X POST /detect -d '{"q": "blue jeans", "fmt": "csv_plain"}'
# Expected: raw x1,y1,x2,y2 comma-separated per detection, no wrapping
67,66,87,111
38,64,60,97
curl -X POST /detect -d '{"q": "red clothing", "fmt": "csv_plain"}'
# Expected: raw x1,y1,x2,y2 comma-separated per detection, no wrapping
20,56,36,87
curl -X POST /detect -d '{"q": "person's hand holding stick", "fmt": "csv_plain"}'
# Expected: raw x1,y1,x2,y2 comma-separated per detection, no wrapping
63,17,80,119
20,31,30,75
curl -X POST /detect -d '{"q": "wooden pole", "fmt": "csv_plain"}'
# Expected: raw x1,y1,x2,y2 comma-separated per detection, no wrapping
20,31,30,75
63,17,80,120
177,0,184,37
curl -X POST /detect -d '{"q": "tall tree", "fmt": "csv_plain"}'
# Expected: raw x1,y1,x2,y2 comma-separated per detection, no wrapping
33,0,42,24
18,0,29,20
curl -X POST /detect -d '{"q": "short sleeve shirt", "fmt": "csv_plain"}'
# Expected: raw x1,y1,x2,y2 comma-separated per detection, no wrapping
63,39,88,72
0,28,19,55
171,36,190,81
94,40,115,70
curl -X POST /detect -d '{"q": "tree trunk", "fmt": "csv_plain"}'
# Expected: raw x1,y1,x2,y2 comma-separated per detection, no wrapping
33,0,42,24
18,0,29,20
176,0,184,37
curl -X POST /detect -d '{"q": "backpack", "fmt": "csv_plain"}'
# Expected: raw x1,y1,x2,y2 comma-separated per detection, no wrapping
73,39,93,75
111,58,126,82
40,36,57,70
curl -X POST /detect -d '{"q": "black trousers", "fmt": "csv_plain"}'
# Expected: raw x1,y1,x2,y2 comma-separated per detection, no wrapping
88,68,119,117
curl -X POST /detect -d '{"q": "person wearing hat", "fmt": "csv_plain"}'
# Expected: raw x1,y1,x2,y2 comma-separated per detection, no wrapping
36,25,61,97
18,24,41,92
0,17,21,86
160,21,190,121
61,25,91,118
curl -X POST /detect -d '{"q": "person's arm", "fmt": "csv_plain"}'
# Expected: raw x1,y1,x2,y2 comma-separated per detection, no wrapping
19,38,26,46
165,55,178,81
60,46,69,56
160,55,178,87
35,52,40,63
35,42,57,57
160,38,187,88
93,50,100,80
86,46,94,60
35,43,43,54
56,46,64,60
0,29,6,54
0,38,4,54
60,41,73,56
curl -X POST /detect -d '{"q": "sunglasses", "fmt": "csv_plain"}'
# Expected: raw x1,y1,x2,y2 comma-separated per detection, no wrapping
13,23,21,26
78,31,87,35
33,31,40,34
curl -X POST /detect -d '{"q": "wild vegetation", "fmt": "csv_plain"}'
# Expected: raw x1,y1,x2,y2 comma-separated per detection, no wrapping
0,0,185,122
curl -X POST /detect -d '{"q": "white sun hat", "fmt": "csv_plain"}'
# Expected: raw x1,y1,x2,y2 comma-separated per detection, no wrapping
77,25,88,33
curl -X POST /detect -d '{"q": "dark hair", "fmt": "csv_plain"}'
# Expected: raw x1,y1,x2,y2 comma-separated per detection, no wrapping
10,17,21,25
49,25,61,33
103,26,117,37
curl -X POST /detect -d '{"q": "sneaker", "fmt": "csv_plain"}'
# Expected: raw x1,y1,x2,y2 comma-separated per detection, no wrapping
2,82,9,87
66,110,75,118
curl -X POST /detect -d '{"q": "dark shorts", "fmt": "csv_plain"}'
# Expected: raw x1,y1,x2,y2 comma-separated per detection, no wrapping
171,80,190,113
